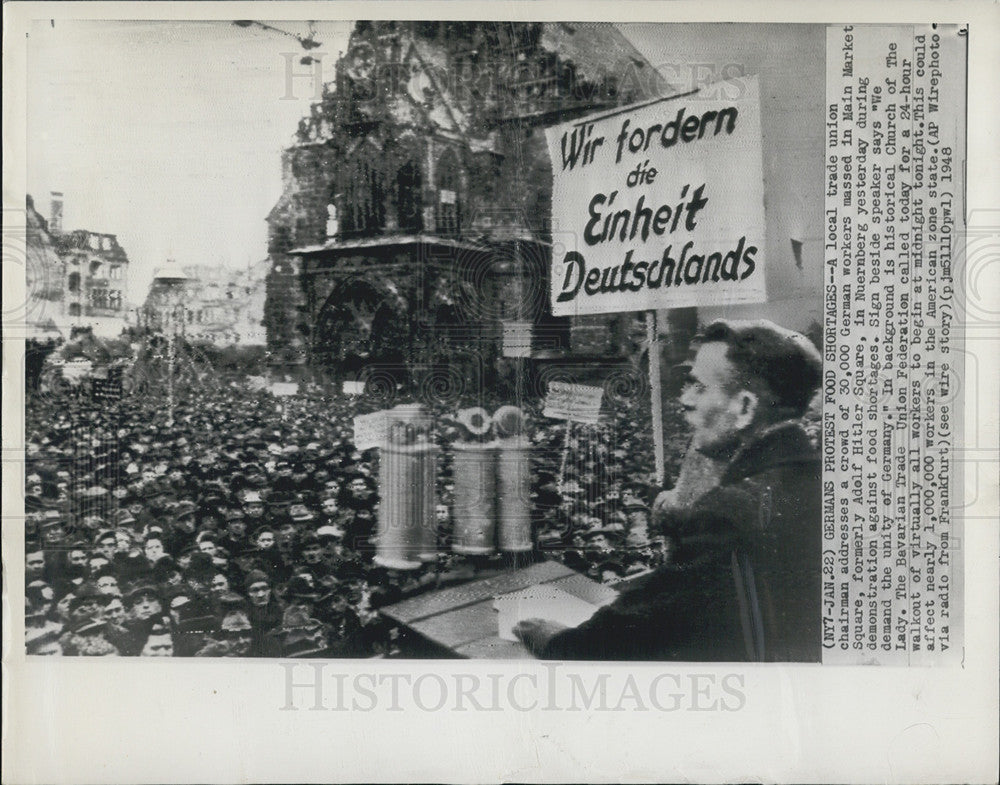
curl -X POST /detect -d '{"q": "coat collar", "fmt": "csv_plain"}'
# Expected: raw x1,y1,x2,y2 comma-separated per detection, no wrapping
723,421,819,484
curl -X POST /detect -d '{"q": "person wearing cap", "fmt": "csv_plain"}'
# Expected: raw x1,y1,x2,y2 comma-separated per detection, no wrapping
244,570,283,657
39,517,71,582
516,319,824,663
112,529,149,585
239,489,265,522
100,594,127,627
93,530,118,563
94,571,121,597
218,511,249,557
140,623,175,657
123,582,169,654
165,501,198,556
296,533,334,582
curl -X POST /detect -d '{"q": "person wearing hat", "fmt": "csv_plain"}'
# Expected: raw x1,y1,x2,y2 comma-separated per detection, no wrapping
60,617,120,656
516,319,824,663
67,582,104,626
270,606,336,658
195,610,253,657
281,573,322,618
26,626,63,656
93,570,121,597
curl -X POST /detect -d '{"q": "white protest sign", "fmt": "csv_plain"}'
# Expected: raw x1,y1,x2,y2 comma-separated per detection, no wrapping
270,382,299,397
353,411,389,451
61,360,93,383
502,321,533,358
545,75,766,316
246,375,266,391
342,380,366,395
542,381,603,424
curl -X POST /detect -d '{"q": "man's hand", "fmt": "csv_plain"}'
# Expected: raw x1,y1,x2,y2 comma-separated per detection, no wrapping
512,618,569,656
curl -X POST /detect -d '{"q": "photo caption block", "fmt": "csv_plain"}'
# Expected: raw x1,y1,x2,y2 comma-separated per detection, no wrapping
823,24,965,664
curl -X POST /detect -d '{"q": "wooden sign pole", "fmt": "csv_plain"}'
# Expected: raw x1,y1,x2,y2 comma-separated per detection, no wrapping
646,310,665,486
558,419,573,492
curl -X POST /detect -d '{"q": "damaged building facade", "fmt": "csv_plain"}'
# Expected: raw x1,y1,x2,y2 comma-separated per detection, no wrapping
25,192,131,339
265,22,683,394
140,260,268,347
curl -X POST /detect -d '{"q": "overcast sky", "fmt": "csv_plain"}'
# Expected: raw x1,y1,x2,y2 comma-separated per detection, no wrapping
27,19,353,302
27,21,821,305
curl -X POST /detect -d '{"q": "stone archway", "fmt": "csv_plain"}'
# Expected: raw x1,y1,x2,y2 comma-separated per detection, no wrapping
311,275,410,374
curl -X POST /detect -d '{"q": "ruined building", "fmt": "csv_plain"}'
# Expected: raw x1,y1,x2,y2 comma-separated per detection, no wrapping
25,193,131,338
140,261,268,347
265,22,674,391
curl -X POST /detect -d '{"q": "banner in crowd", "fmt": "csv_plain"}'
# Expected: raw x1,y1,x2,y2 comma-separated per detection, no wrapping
61,359,93,383
542,382,603,424
545,75,766,316
502,321,533,358
270,382,299,397
353,411,388,451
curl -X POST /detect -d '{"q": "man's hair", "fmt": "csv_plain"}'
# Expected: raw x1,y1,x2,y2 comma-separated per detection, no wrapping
698,319,822,417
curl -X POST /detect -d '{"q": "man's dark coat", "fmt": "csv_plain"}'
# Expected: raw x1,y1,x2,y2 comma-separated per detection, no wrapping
539,422,822,662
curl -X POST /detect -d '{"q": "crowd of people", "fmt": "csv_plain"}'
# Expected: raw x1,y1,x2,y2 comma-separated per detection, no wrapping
24,348,685,658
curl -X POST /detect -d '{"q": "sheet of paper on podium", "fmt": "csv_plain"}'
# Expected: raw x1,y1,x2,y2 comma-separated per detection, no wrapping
493,584,614,642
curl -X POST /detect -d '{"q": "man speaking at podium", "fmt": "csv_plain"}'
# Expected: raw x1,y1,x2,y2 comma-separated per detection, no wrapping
515,319,824,662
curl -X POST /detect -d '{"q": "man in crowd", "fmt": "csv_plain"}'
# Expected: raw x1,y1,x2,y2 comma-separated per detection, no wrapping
515,319,823,662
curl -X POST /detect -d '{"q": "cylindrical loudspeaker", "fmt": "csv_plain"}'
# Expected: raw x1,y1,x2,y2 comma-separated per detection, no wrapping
451,442,497,555
496,437,532,552
374,405,437,570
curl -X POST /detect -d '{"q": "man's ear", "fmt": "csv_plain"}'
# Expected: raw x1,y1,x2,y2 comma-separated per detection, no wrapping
732,390,759,432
